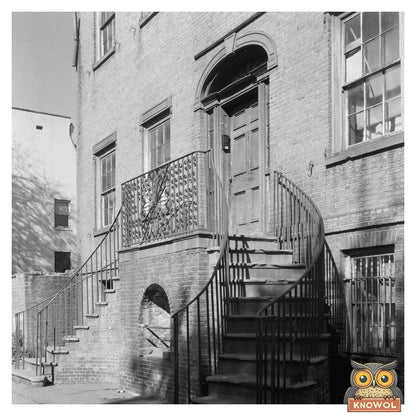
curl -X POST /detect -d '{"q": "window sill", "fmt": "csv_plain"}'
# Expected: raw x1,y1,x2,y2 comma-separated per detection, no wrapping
326,132,404,168
93,225,111,237
139,12,158,28
93,47,115,71
54,226,72,231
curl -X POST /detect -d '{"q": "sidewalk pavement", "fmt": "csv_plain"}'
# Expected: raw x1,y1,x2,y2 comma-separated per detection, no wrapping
12,380,165,404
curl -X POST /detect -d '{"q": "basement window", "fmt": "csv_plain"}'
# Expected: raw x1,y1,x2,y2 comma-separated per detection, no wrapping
36,125,43,130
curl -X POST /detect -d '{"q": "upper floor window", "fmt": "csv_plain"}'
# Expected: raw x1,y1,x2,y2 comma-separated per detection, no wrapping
149,119,171,170
54,199,70,228
100,150,116,227
342,12,402,147
98,12,115,58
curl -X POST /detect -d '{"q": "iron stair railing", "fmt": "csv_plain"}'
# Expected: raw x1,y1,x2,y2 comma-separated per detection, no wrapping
256,171,346,403
14,208,122,374
172,150,229,403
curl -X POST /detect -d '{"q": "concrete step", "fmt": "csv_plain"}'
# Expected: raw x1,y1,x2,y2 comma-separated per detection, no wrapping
229,235,280,251
229,262,305,281
218,352,328,378
229,296,318,315
205,373,317,403
229,296,275,315
223,332,330,355
191,395,253,404
227,281,293,297
227,314,328,333
229,248,294,266
12,367,49,387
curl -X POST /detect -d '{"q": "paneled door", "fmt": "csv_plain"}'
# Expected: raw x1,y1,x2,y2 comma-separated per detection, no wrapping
229,95,260,235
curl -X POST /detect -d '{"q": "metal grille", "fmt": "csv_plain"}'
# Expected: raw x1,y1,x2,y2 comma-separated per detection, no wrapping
347,252,396,355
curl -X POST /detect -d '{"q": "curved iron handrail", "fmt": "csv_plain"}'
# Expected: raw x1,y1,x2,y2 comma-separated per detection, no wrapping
172,149,229,403
255,171,325,404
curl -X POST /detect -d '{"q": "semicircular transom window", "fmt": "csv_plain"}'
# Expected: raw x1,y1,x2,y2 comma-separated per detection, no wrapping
203,45,268,99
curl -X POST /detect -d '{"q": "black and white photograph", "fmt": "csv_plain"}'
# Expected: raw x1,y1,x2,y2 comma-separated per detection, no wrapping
8,3,412,412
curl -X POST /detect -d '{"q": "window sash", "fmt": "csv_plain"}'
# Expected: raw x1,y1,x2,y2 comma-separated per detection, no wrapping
342,12,401,148
99,150,116,227
54,200,69,227
98,12,115,57
149,119,171,170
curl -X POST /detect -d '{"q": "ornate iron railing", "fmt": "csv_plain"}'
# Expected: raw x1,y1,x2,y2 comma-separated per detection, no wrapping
121,151,210,247
256,171,346,403
14,209,122,375
172,150,229,403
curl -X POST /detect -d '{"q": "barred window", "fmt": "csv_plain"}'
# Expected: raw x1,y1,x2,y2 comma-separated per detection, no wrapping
347,249,396,355
343,12,401,147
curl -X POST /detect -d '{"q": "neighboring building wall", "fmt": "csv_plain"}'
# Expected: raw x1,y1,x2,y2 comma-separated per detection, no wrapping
74,12,404,397
12,108,78,273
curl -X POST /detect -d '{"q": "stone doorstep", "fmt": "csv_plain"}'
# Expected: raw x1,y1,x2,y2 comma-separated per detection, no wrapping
12,367,48,387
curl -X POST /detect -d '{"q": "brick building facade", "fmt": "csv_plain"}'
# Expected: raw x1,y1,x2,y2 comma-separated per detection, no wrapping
15,12,403,404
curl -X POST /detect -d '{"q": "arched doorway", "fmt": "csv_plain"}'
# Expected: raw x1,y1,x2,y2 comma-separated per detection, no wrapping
200,44,271,235
139,284,170,357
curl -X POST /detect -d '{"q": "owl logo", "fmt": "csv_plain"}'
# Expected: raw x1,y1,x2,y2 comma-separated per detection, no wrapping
344,360,403,403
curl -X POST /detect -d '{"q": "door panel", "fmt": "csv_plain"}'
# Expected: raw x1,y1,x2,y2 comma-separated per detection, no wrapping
230,96,260,235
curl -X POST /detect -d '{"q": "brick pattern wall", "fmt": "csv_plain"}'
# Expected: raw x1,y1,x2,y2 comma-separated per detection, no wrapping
74,12,404,401
118,235,210,399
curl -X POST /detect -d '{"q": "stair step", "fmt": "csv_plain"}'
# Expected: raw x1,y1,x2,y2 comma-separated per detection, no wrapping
223,332,330,355
229,296,315,314
229,262,305,281
228,281,295,297
191,395,253,404
63,336,79,343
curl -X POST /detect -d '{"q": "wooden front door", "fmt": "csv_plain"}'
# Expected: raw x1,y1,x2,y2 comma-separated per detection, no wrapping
229,95,260,235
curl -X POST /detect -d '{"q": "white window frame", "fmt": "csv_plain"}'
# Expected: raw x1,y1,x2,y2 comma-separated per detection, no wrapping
341,12,403,149
98,148,116,228
96,12,115,60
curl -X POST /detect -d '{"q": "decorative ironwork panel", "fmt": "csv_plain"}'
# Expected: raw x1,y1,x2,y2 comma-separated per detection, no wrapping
122,151,209,247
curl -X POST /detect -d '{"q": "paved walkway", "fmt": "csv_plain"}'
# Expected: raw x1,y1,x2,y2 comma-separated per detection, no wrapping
12,380,164,404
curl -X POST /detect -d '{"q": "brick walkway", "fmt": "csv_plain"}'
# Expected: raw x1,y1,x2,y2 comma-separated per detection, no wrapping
12,380,164,404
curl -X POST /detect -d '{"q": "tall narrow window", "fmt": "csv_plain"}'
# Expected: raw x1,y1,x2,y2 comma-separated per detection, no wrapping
54,200,70,228
100,150,116,227
98,12,115,58
343,12,401,147
149,119,170,169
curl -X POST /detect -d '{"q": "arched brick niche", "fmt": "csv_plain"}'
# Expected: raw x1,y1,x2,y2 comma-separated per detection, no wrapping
138,284,171,357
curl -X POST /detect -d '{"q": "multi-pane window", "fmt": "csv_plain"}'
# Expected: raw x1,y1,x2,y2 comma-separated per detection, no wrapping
98,12,115,57
54,200,70,228
149,119,170,169
343,12,401,146
348,250,396,354
100,151,116,227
